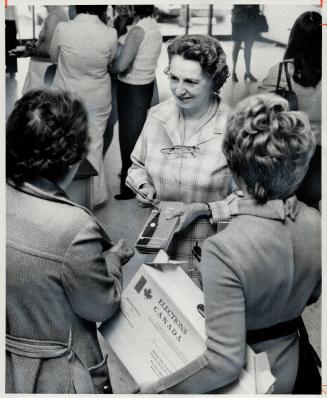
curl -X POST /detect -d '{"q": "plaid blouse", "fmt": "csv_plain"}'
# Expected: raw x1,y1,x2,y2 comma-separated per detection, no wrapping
128,97,234,286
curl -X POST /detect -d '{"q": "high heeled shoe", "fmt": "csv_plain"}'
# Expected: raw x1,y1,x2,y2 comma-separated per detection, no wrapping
232,72,238,83
244,72,258,82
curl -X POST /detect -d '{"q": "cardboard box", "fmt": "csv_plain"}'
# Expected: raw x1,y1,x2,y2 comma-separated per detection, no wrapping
100,251,275,393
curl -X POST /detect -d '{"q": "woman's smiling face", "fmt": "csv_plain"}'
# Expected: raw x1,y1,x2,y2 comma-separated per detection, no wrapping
168,55,214,113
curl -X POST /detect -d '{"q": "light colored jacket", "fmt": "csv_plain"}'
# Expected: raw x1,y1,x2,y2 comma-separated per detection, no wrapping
141,197,321,394
6,180,123,393
50,13,117,109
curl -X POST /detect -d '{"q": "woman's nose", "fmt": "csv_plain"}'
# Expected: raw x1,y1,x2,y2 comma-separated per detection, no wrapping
174,82,187,96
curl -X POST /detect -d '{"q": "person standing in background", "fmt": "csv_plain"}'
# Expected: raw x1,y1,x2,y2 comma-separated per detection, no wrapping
111,5,162,200
5,6,19,79
231,4,260,82
50,5,117,207
127,35,234,288
258,11,321,209
103,5,134,157
22,6,68,93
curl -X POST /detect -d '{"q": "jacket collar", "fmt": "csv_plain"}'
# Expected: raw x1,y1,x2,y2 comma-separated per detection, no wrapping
151,97,229,146
235,196,301,221
74,13,101,23
7,178,94,217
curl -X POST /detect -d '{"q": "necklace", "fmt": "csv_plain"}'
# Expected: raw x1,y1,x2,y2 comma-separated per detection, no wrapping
180,99,218,144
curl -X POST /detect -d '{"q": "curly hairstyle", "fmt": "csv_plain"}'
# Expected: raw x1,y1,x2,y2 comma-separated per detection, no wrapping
222,93,315,204
133,5,154,18
6,89,89,186
166,34,229,93
284,11,321,87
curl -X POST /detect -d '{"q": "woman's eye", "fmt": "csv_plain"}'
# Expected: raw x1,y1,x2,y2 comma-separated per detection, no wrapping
170,76,178,82
186,80,198,85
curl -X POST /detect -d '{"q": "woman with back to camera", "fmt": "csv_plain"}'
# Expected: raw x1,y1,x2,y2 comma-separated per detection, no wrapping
259,11,322,209
50,5,117,207
110,5,162,200
6,89,134,393
22,6,68,93
127,35,235,288
138,93,321,394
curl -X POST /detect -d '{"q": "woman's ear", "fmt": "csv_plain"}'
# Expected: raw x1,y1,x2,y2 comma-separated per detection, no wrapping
56,161,82,191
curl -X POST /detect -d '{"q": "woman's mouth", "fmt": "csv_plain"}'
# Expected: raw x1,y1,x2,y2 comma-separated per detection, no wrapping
176,96,192,103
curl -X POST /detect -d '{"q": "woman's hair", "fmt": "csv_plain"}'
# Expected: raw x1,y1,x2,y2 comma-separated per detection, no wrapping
75,5,108,19
222,93,315,204
284,11,322,87
6,89,89,186
133,5,154,18
166,34,229,93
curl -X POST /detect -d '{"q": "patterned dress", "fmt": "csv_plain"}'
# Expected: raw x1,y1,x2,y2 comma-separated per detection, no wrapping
128,97,234,286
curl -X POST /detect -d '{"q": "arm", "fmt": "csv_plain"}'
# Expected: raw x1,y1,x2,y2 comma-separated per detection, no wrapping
35,14,63,57
110,26,144,74
62,219,123,322
49,22,62,63
141,237,246,393
257,63,287,93
107,29,118,64
166,192,243,232
127,116,153,190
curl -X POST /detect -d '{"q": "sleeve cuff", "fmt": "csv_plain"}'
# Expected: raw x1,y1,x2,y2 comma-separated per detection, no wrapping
208,191,243,224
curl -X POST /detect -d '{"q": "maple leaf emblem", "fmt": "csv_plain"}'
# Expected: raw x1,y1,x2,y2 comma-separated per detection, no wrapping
144,288,152,300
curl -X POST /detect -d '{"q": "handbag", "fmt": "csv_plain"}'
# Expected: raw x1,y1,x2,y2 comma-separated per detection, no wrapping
43,63,57,88
255,13,269,33
274,61,299,111
292,317,321,394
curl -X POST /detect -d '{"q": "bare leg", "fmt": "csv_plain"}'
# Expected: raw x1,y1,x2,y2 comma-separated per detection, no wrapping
243,39,257,81
232,40,242,81
232,40,242,75
244,39,254,75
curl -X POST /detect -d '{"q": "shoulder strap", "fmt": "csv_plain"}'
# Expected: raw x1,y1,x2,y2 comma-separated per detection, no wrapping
283,61,294,92
276,62,283,90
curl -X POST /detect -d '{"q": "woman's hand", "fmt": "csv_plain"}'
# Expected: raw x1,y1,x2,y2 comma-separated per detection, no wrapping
109,239,134,265
167,203,210,233
136,183,159,208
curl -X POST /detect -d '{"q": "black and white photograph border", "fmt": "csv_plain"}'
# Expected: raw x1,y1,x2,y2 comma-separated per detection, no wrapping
1,0,326,395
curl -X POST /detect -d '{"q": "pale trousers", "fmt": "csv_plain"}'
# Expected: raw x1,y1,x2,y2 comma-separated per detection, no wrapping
87,104,111,206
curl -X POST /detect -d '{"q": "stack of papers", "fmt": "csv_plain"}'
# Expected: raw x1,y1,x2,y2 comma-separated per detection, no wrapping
135,201,183,253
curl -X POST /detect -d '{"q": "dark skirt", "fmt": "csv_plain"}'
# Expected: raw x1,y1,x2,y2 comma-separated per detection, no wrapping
5,20,17,74
232,22,258,42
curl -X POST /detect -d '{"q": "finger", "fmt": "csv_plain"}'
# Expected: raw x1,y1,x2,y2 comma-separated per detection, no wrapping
136,194,151,205
122,248,135,264
174,214,187,233
115,239,125,250
146,189,154,201
166,209,183,220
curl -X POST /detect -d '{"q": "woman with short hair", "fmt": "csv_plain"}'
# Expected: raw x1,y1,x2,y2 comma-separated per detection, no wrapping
111,5,162,200
139,93,321,394
6,89,133,393
127,35,234,287
50,5,117,207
